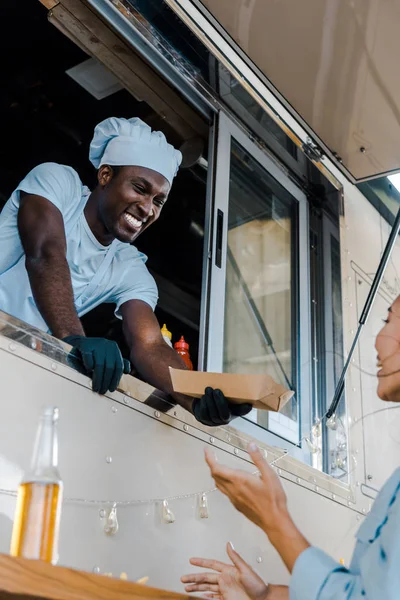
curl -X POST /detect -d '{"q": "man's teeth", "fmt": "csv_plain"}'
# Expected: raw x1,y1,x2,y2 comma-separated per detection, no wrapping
124,212,142,228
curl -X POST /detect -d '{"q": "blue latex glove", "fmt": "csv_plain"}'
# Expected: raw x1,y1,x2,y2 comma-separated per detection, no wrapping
63,335,131,395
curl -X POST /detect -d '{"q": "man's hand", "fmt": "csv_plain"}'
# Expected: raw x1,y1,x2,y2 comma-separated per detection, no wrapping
193,388,252,426
63,335,131,394
181,542,288,600
121,301,251,423
205,444,310,573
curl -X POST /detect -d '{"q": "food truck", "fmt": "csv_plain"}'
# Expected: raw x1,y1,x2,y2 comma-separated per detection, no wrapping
0,0,399,591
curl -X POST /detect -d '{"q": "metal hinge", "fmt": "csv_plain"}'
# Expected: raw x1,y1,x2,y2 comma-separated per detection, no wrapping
302,138,324,162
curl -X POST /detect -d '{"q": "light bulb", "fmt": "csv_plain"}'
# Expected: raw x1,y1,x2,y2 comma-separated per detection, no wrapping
326,414,339,430
104,503,119,536
336,455,347,470
162,500,175,524
312,419,322,438
198,493,209,519
305,437,320,454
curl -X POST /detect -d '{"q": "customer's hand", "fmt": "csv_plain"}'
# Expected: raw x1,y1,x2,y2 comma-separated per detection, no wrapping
182,541,268,600
205,443,289,534
63,335,131,394
262,586,288,600
182,542,288,600
205,443,310,572
193,387,252,426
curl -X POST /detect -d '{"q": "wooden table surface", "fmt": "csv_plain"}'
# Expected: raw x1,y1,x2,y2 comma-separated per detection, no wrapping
0,554,189,600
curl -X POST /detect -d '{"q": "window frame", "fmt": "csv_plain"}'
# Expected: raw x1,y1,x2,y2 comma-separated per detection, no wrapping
204,111,312,456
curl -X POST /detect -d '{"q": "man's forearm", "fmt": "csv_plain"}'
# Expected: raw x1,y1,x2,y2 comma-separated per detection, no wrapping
26,254,84,339
130,340,194,412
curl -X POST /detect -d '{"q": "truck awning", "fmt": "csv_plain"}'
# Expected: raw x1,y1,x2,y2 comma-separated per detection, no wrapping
200,0,400,182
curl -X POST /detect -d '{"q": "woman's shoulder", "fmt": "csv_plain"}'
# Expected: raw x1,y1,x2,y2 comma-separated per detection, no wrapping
356,468,400,545
377,468,400,509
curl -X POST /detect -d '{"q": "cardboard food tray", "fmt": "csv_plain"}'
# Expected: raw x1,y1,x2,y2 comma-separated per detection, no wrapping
169,368,294,412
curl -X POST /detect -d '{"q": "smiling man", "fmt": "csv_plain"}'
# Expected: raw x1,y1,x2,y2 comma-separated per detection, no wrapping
0,116,251,426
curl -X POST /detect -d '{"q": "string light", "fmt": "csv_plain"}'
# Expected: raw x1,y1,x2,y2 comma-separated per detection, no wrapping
326,414,339,430
162,499,175,524
198,493,209,519
4,383,382,520
103,503,119,535
0,409,352,514
0,486,216,507
0,466,266,525
305,437,320,454
311,419,322,438
335,455,347,470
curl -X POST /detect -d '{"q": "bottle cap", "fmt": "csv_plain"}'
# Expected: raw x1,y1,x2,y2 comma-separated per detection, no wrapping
160,324,172,341
42,406,59,421
174,335,189,350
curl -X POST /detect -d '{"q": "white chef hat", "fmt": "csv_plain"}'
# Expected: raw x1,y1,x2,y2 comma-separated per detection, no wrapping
89,117,182,185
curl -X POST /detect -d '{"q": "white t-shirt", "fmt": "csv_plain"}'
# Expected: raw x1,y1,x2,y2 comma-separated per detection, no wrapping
0,162,158,333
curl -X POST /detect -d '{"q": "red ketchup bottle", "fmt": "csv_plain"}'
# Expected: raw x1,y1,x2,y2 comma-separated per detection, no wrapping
174,336,193,371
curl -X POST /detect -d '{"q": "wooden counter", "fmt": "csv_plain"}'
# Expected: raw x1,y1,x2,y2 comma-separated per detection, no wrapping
0,554,189,600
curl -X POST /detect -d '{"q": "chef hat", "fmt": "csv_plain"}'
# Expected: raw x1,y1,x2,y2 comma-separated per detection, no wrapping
89,117,182,185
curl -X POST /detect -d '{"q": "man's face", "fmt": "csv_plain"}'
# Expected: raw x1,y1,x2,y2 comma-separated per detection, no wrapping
97,165,171,243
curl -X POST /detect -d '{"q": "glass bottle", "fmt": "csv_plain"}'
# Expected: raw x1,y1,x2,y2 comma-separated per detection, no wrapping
10,406,63,564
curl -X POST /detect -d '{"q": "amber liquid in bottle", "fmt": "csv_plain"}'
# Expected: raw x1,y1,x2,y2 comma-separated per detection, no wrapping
10,407,63,564
10,482,62,563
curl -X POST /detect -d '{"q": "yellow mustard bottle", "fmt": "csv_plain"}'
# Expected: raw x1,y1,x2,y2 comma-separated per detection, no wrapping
161,323,173,347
